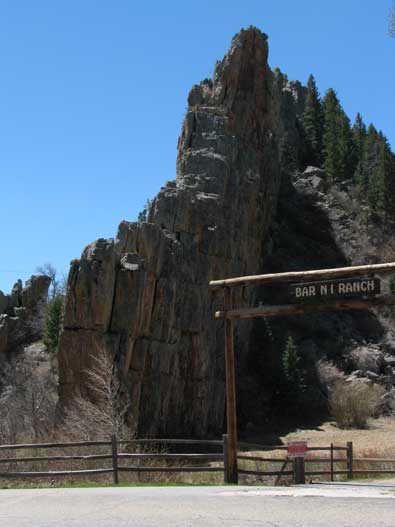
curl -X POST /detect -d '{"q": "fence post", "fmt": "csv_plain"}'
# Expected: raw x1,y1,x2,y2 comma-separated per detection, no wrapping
293,457,306,485
223,434,231,484
330,443,334,482
111,434,119,485
346,441,353,480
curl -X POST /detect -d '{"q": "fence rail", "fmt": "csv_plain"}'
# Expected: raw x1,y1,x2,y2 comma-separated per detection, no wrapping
0,435,226,484
237,441,395,483
2,437,395,484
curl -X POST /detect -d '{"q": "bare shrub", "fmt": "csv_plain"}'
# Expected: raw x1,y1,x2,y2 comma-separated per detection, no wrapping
329,381,383,429
62,344,132,441
0,344,57,444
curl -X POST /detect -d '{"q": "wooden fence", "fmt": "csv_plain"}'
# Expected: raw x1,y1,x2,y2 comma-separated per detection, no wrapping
238,441,395,482
0,436,225,484
2,438,395,484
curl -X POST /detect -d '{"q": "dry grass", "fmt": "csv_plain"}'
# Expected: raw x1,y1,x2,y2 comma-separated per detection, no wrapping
0,440,225,488
237,416,395,483
280,416,395,456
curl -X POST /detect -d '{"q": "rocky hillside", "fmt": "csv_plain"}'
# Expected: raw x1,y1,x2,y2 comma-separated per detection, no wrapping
243,167,395,430
55,27,395,438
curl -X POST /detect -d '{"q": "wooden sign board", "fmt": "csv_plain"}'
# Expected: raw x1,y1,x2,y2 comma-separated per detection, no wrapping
289,277,380,302
287,441,308,458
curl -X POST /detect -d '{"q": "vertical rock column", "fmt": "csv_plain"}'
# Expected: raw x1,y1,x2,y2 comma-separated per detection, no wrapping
58,27,283,438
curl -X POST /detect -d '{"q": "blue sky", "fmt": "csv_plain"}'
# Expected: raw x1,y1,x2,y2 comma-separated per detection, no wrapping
1,0,394,293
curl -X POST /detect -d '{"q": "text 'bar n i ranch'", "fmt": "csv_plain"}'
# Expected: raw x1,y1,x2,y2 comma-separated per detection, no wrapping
290,277,381,301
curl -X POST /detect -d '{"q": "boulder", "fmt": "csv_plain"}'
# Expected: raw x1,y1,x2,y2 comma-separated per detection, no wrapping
303,166,325,178
349,346,385,375
384,355,395,367
365,370,380,381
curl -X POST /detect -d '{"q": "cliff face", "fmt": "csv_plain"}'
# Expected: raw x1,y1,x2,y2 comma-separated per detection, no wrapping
0,275,51,354
58,28,300,437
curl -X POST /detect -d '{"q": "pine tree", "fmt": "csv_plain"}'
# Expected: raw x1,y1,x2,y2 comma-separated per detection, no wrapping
322,89,355,182
363,124,380,187
322,89,341,181
352,113,367,185
387,153,395,221
302,74,324,166
338,110,356,180
282,336,305,391
43,296,64,352
367,135,395,223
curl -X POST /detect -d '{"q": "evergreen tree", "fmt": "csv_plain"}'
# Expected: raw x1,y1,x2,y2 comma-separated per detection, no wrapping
380,139,395,222
43,296,64,353
338,110,356,180
322,89,341,181
387,153,395,221
363,124,380,188
367,135,395,223
302,74,324,166
282,336,305,391
322,89,355,182
352,113,367,185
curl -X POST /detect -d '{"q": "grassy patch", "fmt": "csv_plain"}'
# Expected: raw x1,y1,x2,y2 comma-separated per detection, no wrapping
0,481,237,490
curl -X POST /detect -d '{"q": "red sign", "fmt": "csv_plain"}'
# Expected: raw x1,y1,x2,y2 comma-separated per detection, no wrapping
287,441,308,458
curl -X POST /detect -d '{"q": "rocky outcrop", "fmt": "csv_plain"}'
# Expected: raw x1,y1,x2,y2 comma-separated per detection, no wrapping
56,26,395,436
0,275,51,353
58,28,304,437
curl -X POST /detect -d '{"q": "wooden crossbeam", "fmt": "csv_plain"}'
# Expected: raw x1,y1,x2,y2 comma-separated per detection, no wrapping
215,295,395,320
209,262,395,290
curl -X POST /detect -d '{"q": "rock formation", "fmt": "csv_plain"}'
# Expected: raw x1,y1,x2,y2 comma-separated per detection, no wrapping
55,26,395,435
0,275,51,354
58,27,301,437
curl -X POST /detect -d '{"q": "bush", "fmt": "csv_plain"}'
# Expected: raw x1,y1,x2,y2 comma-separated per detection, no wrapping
137,199,152,223
329,381,383,429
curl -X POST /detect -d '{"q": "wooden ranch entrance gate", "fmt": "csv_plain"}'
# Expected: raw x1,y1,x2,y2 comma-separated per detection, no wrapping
209,262,395,483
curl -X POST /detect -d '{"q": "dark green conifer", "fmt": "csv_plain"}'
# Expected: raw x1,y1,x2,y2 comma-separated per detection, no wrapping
282,336,305,391
322,89,341,181
322,89,355,182
367,134,395,223
43,296,64,353
363,124,380,185
302,74,324,166
338,110,356,180
352,113,367,185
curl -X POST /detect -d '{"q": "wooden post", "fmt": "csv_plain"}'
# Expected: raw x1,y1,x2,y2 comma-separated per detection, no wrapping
224,287,238,484
111,434,119,485
223,434,231,483
347,441,353,480
330,443,334,482
293,457,306,485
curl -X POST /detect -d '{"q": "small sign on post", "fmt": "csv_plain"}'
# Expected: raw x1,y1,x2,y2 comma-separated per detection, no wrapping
288,441,308,485
287,441,308,458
